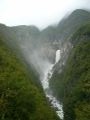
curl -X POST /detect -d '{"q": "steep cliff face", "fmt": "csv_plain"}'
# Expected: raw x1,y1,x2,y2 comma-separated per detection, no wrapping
50,23,90,120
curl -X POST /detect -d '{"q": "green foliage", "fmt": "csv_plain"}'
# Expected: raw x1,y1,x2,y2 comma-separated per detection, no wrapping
63,40,90,120
50,24,90,120
0,38,59,120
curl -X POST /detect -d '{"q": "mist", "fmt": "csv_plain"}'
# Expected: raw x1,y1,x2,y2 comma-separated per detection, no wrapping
0,0,90,29
21,44,52,78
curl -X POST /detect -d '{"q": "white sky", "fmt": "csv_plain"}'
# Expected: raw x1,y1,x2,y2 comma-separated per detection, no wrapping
0,0,90,29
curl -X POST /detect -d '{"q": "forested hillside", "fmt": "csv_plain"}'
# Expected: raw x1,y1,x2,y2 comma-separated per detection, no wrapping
50,24,90,120
0,37,59,120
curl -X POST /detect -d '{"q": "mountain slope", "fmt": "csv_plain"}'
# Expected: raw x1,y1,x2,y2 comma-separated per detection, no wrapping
56,9,90,41
50,23,90,120
0,9,90,120
0,9,90,65
0,37,59,120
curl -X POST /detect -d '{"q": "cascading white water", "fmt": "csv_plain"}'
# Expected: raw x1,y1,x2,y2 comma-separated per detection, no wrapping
55,50,61,63
41,49,64,120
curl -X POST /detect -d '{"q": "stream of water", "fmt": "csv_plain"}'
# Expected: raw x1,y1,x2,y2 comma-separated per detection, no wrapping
41,50,64,120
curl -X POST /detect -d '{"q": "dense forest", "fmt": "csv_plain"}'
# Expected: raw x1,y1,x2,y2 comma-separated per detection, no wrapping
50,23,90,120
0,37,59,120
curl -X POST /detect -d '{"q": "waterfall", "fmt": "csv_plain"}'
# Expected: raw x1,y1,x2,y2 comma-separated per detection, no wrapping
41,50,64,120
55,50,61,63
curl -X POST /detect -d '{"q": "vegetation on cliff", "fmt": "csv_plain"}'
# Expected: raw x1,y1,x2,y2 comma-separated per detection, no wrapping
0,37,59,120
50,24,90,120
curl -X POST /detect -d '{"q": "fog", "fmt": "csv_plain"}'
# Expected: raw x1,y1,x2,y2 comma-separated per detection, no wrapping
0,0,90,29
21,44,51,78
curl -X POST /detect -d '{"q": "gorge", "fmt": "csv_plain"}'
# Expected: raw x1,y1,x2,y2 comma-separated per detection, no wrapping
0,9,90,120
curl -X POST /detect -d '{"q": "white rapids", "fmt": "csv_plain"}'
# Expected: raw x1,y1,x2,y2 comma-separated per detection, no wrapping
41,50,64,120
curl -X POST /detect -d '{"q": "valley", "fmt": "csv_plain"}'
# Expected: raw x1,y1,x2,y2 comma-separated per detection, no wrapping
0,9,90,120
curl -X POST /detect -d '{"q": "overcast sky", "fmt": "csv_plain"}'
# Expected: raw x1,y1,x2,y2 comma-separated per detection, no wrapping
0,0,90,29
